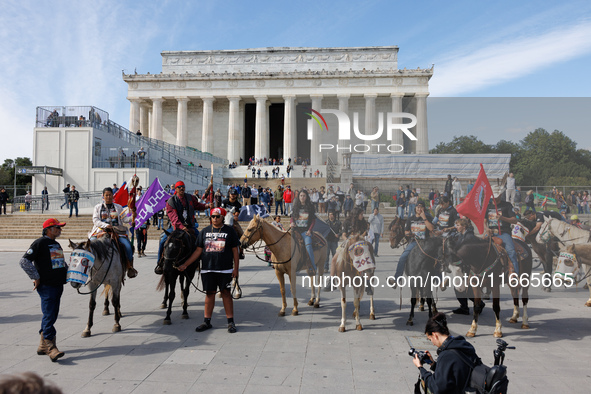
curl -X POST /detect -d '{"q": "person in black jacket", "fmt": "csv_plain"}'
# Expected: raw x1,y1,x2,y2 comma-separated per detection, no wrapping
413,312,481,394
0,188,9,215
60,184,70,209
68,186,80,217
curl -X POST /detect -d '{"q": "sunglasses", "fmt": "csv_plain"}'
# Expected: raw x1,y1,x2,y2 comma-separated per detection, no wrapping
211,215,221,219
176,186,185,189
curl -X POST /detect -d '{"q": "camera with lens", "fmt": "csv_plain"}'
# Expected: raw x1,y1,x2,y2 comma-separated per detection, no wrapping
409,347,432,364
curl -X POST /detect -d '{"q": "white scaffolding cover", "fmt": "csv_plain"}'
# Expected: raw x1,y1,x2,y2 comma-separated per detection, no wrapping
351,154,510,178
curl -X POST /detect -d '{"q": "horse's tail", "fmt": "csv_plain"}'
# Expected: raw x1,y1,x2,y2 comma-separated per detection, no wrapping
156,275,166,292
101,284,113,299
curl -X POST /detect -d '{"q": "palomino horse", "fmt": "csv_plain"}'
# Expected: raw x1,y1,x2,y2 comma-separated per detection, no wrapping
69,238,125,337
239,215,327,316
331,235,376,332
156,229,197,324
536,217,591,306
441,235,532,337
404,237,443,326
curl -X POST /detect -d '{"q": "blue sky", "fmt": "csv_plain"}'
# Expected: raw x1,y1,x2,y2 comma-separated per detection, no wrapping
1,0,591,162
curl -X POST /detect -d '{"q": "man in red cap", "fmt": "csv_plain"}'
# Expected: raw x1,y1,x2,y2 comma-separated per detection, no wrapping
19,218,67,361
179,206,240,333
155,181,212,274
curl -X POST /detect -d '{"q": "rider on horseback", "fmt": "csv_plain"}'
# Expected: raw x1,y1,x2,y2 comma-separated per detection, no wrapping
485,194,519,276
89,187,137,279
432,196,458,237
155,181,211,275
291,189,317,275
394,202,434,284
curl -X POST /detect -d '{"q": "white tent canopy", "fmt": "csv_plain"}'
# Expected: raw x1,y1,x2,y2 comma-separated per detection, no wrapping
351,154,510,178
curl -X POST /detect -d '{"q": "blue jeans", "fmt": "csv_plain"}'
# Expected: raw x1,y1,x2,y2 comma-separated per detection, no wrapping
371,200,379,211
497,232,519,275
61,194,68,209
300,231,317,271
37,284,63,339
397,206,405,219
118,236,133,262
395,240,417,278
373,234,381,256
69,201,78,216
408,204,416,217
275,200,284,215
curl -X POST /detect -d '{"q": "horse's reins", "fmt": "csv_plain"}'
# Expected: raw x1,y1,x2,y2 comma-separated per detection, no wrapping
76,240,116,295
243,221,297,265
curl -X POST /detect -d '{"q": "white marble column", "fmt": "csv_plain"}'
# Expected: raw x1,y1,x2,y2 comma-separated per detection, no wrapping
148,107,152,138
227,96,241,164
239,101,245,164
415,93,429,154
364,94,378,152
128,99,140,133
176,97,189,147
254,96,269,160
139,103,149,137
390,93,404,154
283,95,297,165
310,94,323,166
151,97,164,140
201,97,215,154
337,94,350,164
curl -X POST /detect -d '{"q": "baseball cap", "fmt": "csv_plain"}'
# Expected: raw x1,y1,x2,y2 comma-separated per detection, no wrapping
43,218,66,229
229,188,238,195
210,207,227,217
175,181,185,188
571,215,579,221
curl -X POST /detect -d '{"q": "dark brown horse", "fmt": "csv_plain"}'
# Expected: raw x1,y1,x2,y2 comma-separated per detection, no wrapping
441,235,532,337
388,216,409,249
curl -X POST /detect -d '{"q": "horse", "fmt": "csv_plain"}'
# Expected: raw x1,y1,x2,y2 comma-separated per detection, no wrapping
536,217,591,305
403,237,443,326
331,235,376,332
69,237,125,337
156,229,198,324
441,235,532,337
388,216,409,249
514,219,558,292
239,215,327,316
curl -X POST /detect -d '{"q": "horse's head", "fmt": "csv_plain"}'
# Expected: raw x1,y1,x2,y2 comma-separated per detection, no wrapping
536,216,552,244
162,230,192,268
68,239,94,289
240,214,264,249
69,239,91,252
388,216,406,249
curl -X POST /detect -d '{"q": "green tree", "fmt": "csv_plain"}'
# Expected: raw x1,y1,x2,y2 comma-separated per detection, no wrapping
430,135,493,154
1,157,33,194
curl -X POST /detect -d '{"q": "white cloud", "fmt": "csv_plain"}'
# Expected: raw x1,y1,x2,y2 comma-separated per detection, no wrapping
429,21,591,96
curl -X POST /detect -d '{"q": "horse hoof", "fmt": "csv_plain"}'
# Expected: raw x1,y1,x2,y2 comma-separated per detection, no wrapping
352,312,357,318
112,325,121,333
235,294,242,299
313,303,320,308
307,300,314,306
493,331,503,338
291,310,299,316
163,320,171,325
585,301,591,307
181,314,189,320
369,314,375,320
356,324,363,331
160,304,166,309
278,311,285,317
521,324,530,329
509,318,518,324
81,331,91,338
338,326,346,332
466,332,475,338
102,310,110,316
406,320,413,326
419,305,425,312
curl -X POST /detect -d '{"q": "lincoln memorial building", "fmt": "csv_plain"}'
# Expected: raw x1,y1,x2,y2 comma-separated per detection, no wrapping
123,46,433,167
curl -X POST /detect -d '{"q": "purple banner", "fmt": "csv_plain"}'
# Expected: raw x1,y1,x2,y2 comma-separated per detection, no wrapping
134,177,171,228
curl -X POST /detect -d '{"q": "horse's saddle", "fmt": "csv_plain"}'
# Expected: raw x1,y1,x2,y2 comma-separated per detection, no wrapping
292,231,326,273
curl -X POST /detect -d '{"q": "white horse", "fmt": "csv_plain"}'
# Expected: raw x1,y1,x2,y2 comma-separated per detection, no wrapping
331,235,376,332
69,237,125,336
536,217,591,306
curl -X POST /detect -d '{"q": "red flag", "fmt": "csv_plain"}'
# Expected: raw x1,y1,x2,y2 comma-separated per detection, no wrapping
456,164,493,233
113,181,129,207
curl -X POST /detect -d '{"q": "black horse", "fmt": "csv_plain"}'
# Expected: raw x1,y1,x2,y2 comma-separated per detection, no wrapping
441,235,532,337
404,237,444,326
156,229,198,325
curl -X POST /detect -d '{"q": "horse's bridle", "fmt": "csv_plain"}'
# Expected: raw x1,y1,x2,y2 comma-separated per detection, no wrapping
164,234,193,269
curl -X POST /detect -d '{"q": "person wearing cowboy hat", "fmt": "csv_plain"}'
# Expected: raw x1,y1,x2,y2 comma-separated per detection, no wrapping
154,181,212,275
179,207,240,333
19,218,67,361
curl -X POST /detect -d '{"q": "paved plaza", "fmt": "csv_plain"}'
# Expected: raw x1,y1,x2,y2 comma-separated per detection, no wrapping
0,238,590,393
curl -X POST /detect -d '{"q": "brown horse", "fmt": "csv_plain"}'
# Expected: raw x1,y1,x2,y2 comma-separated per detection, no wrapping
240,215,327,316
388,216,409,249
331,235,376,331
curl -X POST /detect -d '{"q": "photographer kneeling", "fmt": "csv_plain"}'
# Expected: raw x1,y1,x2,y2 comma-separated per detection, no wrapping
413,312,481,394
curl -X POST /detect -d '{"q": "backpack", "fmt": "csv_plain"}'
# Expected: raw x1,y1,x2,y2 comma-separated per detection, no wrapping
451,350,509,394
